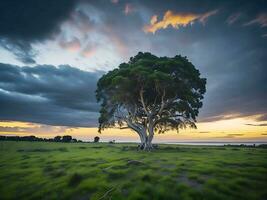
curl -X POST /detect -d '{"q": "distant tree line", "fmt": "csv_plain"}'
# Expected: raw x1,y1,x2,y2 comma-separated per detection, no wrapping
0,135,82,143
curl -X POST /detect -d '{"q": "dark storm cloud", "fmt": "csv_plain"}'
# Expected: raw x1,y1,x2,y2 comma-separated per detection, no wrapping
0,63,102,127
0,39,36,64
0,0,76,63
99,0,267,122
0,0,267,124
118,0,267,122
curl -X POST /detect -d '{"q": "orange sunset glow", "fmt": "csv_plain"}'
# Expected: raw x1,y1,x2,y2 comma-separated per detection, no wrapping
1,115,266,143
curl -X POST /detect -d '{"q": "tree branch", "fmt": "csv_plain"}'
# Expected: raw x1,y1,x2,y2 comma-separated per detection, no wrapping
158,88,166,115
139,88,150,116
157,95,178,116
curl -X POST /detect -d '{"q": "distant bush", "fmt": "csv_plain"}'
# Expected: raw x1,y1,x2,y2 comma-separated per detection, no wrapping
94,136,100,143
62,135,72,142
0,135,43,142
0,135,80,143
258,144,267,148
54,136,62,142
72,138,77,142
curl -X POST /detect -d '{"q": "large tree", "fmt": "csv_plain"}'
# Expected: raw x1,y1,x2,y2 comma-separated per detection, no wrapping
96,52,206,150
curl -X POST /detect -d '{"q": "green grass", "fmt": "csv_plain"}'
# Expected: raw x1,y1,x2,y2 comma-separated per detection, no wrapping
0,141,267,200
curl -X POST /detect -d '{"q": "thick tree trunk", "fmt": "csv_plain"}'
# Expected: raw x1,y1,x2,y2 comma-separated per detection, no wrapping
146,118,155,150
126,120,148,150
137,130,151,150
139,134,153,150
138,131,145,149
139,140,153,150
127,119,154,151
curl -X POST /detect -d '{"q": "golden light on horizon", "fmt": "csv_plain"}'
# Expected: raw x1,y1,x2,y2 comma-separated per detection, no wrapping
1,114,266,142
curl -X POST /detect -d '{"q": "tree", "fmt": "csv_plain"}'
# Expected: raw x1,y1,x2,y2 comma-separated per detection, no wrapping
54,136,62,142
62,135,72,142
96,52,206,150
72,138,77,142
94,136,100,143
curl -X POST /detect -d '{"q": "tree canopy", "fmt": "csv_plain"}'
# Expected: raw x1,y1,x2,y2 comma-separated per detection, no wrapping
96,52,206,150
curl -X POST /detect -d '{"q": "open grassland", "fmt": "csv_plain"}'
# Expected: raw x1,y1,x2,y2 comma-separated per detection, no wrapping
0,141,267,200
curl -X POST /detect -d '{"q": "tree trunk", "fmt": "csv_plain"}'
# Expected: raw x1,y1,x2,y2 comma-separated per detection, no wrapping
126,120,148,150
127,120,154,151
133,129,153,151
138,131,145,150
139,138,153,150
146,118,155,150
138,129,150,150
139,134,153,150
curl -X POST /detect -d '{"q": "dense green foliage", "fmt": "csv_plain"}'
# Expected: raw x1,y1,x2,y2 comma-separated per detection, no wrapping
0,141,267,200
96,52,206,149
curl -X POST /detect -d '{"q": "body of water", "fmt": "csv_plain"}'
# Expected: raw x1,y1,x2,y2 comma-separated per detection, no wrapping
163,142,267,146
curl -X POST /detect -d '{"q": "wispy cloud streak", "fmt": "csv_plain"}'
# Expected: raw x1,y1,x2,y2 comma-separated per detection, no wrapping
143,10,218,33
244,13,267,27
227,13,242,25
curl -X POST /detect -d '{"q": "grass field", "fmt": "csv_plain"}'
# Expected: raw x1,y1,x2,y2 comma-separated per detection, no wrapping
0,141,267,200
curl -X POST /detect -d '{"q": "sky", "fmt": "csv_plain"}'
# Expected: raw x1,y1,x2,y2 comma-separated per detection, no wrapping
0,0,267,142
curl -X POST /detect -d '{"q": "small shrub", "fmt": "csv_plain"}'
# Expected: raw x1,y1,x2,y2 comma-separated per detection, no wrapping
94,136,100,143
54,136,62,142
62,135,72,142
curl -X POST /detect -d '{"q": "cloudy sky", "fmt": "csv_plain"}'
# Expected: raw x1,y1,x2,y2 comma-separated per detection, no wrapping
0,0,267,142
